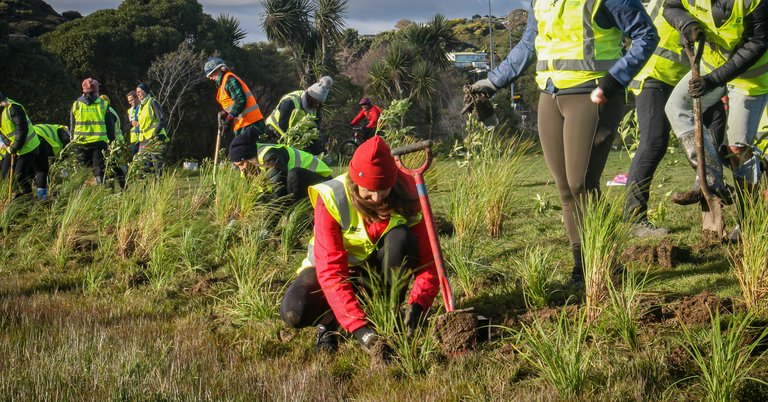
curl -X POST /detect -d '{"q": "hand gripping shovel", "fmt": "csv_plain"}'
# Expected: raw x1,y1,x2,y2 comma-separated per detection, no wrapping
684,38,724,238
212,116,223,186
391,141,490,352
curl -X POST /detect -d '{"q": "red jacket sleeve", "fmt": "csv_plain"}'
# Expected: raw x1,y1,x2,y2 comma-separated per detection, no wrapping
366,106,382,129
313,198,369,332
407,217,440,309
349,108,366,126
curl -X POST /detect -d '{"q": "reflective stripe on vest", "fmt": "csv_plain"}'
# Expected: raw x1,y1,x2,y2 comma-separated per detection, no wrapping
298,173,418,272
216,71,264,132
127,107,140,143
256,143,332,176
33,124,65,156
629,0,690,93
265,90,316,137
533,0,623,90
683,0,768,95
138,96,166,141
71,98,108,144
0,99,40,155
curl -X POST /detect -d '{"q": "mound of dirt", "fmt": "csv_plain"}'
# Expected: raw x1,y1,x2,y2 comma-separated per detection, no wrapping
672,291,731,325
517,305,579,326
700,229,723,247
436,311,477,355
621,239,688,268
369,339,394,368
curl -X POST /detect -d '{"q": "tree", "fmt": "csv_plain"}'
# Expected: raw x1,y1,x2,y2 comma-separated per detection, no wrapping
315,0,347,67
146,41,207,140
402,14,460,72
216,14,247,47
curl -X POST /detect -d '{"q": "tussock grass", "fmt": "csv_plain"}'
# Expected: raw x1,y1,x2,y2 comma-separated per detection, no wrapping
579,192,631,320
603,270,648,351
514,307,593,399
730,183,768,311
676,311,768,401
517,245,556,309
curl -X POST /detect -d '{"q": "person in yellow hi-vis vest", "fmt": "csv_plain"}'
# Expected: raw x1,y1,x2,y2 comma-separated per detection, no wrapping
227,132,332,204
265,76,333,155
280,136,439,356
0,91,49,199
469,0,658,286
126,91,141,156
663,0,768,239
134,83,167,178
33,124,70,162
69,78,115,184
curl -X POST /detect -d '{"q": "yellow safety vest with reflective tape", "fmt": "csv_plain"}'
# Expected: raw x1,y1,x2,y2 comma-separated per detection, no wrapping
533,0,624,90
256,143,333,177
105,106,124,142
138,96,166,142
34,124,66,157
71,97,108,144
629,0,689,93
683,0,768,95
757,106,768,153
127,107,139,143
1,98,40,155
265,90,316,137
299,173,421,273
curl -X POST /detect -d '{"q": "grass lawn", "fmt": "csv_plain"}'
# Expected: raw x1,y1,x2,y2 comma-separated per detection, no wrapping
0,144,765,401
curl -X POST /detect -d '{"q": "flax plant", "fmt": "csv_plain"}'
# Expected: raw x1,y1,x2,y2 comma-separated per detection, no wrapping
514,307,593,399
730,184,768,311
579,193,631,320
517,246,556,309
677,311,768,401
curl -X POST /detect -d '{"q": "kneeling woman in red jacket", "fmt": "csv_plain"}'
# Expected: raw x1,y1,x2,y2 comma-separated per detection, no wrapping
280,136,439,353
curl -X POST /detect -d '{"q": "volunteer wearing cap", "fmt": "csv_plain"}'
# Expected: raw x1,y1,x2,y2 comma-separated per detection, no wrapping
279,136,439,355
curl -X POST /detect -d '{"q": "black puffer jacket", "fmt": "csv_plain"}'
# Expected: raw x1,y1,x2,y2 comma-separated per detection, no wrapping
663,0,768,85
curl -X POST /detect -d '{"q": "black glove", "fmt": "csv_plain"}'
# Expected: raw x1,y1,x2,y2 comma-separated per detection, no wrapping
689,75,717,98
682,23,705,44
222,116,235,134
217,110,228,123
597,74,623,99
404,303,426,338
353,325,380,350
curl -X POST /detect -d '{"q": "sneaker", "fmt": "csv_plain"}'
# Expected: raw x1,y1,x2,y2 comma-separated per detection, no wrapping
630,220,670,238
725,225,741,244
316,325,338,353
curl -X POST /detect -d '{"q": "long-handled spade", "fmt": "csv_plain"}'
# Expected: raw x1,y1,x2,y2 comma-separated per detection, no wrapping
684,38,724,238
7,153,15,203
391,140,490,353
212,116,223,186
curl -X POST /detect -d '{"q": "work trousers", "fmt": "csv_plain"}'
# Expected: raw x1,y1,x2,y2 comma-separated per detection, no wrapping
280,225,418,329
538,91,625,247
1,146,49,194
72,141,108,181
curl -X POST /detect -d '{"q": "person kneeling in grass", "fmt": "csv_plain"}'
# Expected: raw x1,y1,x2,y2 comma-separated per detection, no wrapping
228,132,333,204
279,136,438,355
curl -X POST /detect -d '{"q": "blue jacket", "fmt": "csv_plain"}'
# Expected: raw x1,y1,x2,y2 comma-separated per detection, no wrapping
488,0,659,93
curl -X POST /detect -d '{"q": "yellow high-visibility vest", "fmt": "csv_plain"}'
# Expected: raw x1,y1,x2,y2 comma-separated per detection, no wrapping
299,173,421,273
533,0,624,90
71,97,108,144
137,96,166,142
1,98,40,155
265,91,316,137
256,143,332,177
34,124,66,156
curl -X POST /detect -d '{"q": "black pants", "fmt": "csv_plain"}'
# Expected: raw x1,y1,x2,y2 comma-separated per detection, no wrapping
280,225,418,329
625,80,727,220
72,142,107,181
0,147,49,194
286,169,330,202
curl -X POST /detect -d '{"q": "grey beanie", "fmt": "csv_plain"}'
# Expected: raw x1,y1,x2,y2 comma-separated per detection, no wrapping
306,76,333,103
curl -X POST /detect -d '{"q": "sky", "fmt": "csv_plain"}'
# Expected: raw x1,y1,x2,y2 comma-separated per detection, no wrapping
46,0,527,43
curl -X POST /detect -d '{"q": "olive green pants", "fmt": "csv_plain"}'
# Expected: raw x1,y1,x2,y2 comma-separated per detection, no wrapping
537,92,624,247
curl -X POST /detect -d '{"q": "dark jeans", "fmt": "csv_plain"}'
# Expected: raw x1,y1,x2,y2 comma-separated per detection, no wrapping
72,141,108,181
1,146,49,194
625,80,727,220
280,225,418,329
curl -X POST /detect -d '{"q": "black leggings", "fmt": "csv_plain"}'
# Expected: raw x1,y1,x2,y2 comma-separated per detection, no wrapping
1,147,49,194
73,142,107,180
280,225,418,329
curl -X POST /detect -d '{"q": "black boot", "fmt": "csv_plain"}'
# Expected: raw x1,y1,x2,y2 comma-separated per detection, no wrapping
316,322,339,353
567,244,584,288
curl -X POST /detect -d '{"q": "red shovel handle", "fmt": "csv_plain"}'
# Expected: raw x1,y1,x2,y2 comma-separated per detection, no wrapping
391,140,433,175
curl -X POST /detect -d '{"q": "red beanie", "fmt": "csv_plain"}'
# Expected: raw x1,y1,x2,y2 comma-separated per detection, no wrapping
349,136,398,190
82,78,99,93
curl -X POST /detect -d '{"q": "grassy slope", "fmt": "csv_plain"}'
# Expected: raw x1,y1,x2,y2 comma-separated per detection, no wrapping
0,147,762,400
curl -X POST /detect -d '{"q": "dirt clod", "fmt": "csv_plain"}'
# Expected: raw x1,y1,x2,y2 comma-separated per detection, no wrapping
436,311,477,355
672,291,731,325
700,229,723,246
369,339,394,369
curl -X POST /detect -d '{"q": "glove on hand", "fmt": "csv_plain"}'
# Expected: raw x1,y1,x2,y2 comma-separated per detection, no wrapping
222,116,235,134
689,75,717,98
404,303,426,338
470,78,499,97
597,74,623,100
353,325,380,350
682,23,705,44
